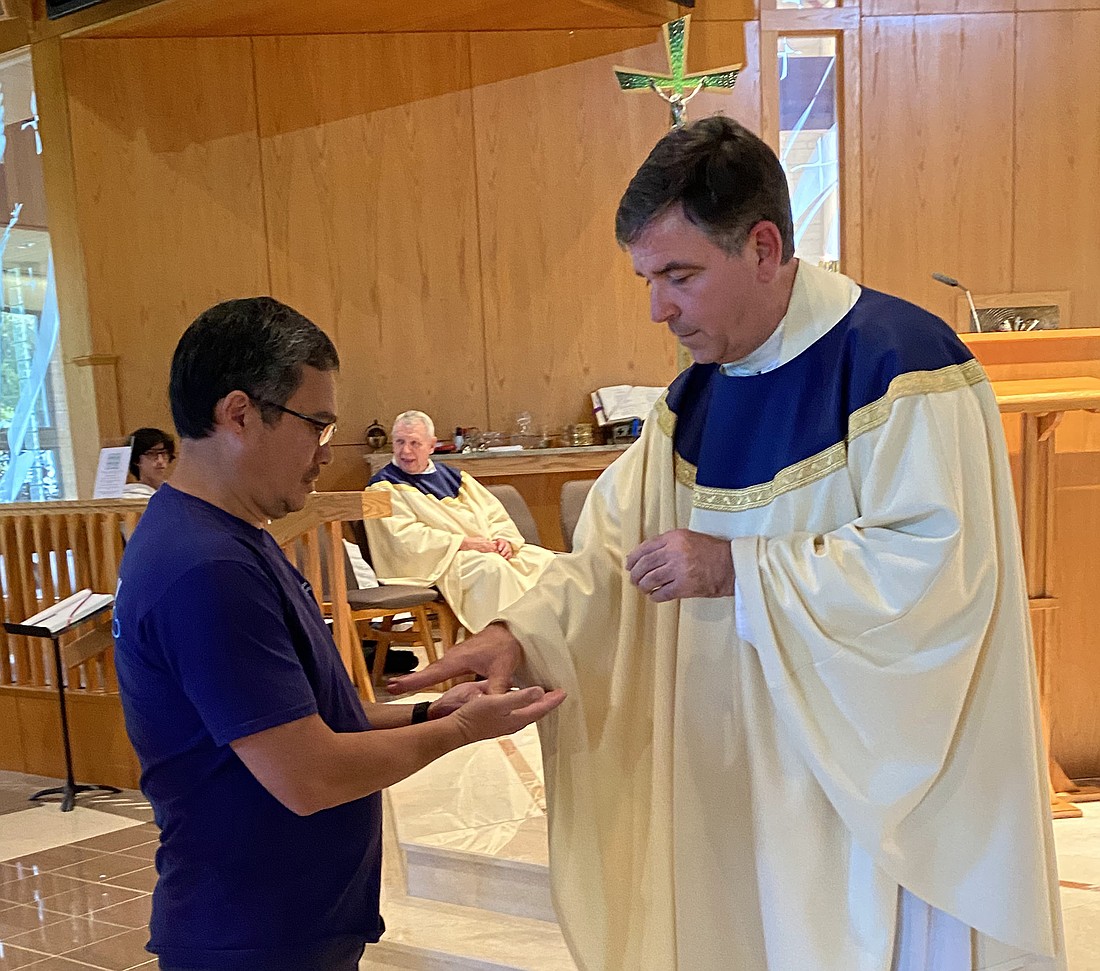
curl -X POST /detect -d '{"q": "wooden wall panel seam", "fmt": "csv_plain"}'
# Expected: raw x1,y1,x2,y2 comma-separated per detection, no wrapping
1009,11,1017,292
466,30,493,430
249,36,275,296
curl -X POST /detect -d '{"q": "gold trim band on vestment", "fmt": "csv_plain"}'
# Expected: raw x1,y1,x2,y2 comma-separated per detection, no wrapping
674,454,697,488
847,359,986,441
654,392,675,439
672,359,988,513
369,476,468,505
692,440,848,511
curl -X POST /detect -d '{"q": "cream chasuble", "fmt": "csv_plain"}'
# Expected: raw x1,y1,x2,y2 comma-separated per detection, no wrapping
499,262,1065,971
364,467,554,632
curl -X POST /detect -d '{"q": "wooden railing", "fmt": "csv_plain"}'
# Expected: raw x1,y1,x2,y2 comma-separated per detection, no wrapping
0,498,148,694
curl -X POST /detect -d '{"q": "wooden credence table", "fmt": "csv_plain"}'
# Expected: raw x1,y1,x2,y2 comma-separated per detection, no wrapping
993,377,1100,818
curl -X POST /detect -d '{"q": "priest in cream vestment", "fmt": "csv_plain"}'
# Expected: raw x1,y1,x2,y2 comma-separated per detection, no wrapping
365,411,554,632
392,118,1065,971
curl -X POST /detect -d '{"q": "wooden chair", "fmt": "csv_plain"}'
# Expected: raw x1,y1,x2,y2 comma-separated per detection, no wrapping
343,520,459,698
270,491,393,701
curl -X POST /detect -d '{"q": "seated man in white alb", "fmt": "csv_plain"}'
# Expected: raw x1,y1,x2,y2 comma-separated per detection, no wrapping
365,411,554,633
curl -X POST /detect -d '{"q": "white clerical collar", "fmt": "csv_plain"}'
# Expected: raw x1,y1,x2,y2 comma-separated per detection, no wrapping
719,261,861,376
721,319,786,376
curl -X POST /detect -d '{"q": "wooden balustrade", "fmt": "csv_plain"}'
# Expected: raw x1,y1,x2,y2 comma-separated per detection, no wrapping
0,499,148,695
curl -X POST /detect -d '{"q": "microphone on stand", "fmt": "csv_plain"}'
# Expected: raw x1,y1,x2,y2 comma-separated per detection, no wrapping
932,272,981,333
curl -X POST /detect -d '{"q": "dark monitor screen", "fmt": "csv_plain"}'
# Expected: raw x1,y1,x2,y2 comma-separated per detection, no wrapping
46,0,107,18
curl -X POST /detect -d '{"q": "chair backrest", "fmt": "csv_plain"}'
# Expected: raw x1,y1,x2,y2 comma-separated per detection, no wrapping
347,519,373,566
291,526,350,599
485,484,541,546
560,478,596,552
270,491,391,696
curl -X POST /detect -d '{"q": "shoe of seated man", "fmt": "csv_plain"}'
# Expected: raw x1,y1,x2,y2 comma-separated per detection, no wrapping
362,643,419,675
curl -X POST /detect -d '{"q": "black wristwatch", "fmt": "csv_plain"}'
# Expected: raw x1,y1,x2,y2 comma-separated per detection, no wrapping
411,700,432,725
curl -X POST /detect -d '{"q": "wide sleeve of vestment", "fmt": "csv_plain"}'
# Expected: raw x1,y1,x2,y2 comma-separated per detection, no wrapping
731,375,1061,957
362,483,464,585
498,413,687,971
459,473,527,550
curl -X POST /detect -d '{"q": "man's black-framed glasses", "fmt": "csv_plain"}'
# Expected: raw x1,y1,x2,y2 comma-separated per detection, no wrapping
253,398,337,447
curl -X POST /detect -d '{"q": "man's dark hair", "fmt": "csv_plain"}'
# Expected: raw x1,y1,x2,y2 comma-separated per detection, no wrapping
169,297,339,440
127,427,175,478
615,115,795,262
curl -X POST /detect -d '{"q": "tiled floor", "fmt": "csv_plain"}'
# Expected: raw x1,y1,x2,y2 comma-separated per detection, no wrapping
2,755,1099,970
0,789,158,969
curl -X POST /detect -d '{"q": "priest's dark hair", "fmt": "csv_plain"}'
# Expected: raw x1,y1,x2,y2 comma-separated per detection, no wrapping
615,115,795,262
169,296,339,440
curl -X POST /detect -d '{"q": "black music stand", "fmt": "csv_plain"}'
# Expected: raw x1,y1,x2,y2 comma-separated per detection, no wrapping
4,603,122,812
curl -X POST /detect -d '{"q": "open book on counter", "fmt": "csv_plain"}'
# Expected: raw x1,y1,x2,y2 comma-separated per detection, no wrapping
18,589,115,635
590,385,665,426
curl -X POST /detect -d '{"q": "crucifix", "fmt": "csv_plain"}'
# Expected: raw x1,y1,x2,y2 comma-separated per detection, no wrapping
613,15,742,129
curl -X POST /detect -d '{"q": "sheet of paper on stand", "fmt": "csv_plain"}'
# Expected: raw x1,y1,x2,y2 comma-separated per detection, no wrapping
92,446,132,498
590,385,665,426
22,588,115,633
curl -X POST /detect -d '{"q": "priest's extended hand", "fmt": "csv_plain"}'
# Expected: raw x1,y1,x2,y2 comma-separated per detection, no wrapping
626,528,735,602
388,621,525,696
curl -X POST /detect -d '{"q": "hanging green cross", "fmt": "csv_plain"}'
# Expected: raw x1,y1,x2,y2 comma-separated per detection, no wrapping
613,15,741,129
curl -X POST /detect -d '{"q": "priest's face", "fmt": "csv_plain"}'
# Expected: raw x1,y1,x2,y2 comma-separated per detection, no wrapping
629,206,782,365
393,422,436,475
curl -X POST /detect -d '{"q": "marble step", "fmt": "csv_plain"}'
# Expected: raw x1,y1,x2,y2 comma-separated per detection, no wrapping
364,892,575,971
402,841,555,923
375,785,575,971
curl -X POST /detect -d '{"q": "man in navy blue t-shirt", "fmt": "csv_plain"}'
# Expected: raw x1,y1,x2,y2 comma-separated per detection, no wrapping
114,297,564,971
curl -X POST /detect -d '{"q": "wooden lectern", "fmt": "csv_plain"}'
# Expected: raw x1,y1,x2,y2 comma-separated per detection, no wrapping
992,377,1100,818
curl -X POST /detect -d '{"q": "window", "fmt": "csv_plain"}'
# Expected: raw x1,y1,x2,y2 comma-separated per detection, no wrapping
0,50,74,501
778,35,839,269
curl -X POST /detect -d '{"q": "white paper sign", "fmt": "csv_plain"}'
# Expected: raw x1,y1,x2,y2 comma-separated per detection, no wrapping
92,446,132,499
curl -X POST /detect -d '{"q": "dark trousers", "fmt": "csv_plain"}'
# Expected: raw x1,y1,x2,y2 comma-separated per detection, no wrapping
159,938,365,971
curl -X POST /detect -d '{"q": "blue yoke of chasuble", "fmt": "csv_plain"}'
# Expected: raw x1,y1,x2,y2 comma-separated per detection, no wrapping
666,287,976,491
369,462,462,499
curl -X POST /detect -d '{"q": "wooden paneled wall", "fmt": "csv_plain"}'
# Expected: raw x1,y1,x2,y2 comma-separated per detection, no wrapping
62,37,271,426
860,7,1100,332
59,24,754,483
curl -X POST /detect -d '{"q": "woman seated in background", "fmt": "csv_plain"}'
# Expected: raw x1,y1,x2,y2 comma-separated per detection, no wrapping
122,427,175,498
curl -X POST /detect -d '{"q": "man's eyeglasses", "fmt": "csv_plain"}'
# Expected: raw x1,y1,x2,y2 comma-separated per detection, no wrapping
253,399,337,447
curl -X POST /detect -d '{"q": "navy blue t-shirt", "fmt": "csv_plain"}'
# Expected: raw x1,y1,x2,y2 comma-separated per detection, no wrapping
113,485,383,970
